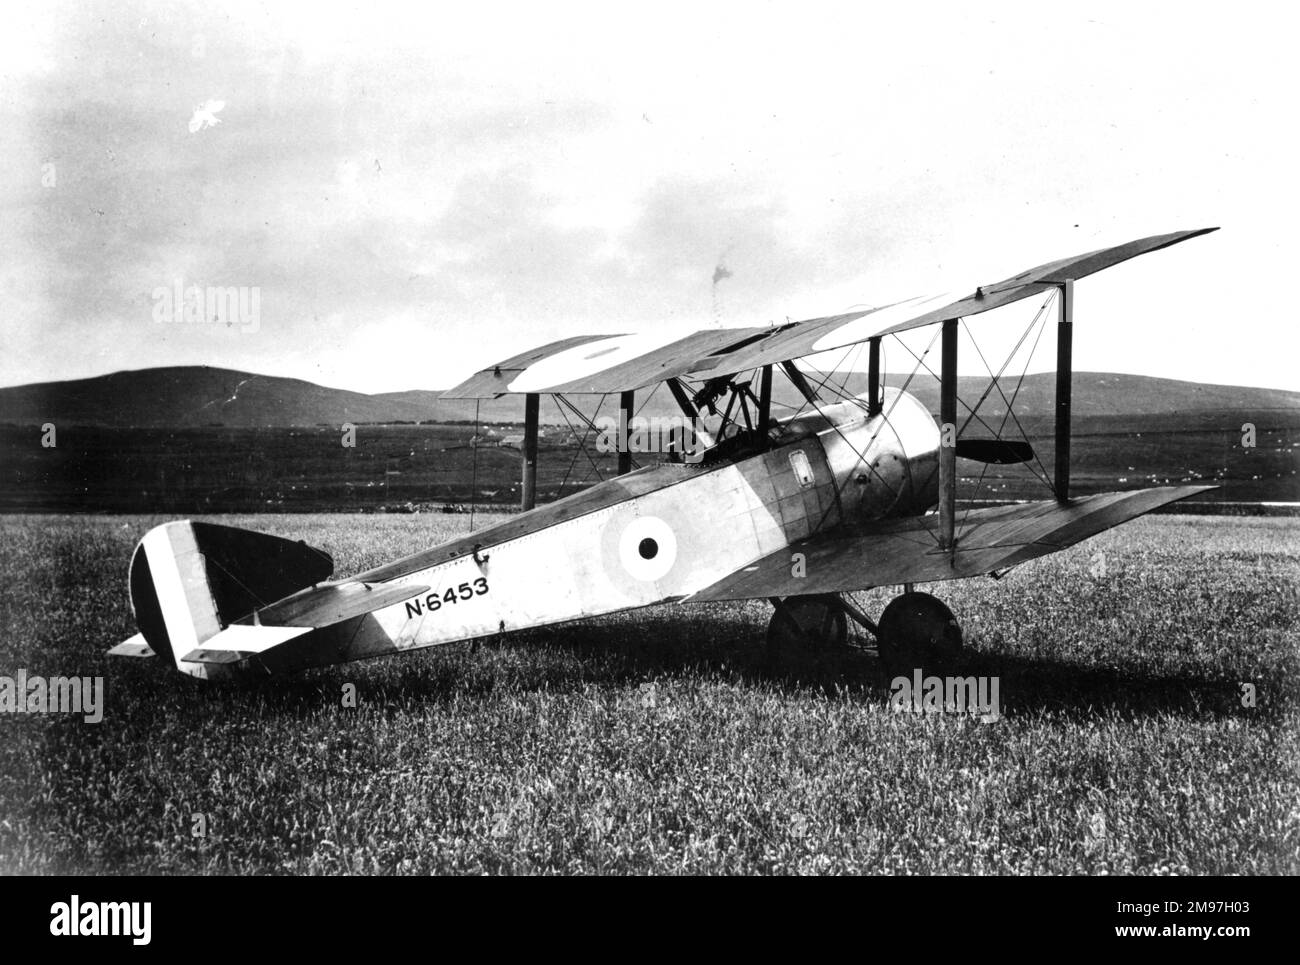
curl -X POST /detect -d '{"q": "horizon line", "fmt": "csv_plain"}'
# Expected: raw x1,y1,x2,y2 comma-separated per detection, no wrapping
0,362,1296,398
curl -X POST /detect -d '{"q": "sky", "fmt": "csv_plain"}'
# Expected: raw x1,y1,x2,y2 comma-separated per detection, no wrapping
2,0,1296,393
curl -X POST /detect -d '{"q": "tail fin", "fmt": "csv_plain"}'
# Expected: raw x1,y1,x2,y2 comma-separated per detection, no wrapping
121,521,333,677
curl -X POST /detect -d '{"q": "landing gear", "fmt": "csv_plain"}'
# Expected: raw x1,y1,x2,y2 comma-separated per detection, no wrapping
766,594,847,659
875,591,963,675
765,589,963,675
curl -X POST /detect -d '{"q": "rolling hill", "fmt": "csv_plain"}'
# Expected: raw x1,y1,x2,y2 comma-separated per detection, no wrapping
0,364,1295,428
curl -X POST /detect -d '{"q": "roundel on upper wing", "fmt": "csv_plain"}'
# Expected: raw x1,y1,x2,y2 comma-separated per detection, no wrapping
507,332,684,393
615,515,678,583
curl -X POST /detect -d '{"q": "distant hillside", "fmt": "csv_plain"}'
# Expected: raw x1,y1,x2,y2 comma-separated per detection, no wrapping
874,372,1299,419
0,365,1295,428
0,367,436,428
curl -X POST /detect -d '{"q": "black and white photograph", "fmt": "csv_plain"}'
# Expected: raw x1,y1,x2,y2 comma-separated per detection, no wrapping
0,0,1295,919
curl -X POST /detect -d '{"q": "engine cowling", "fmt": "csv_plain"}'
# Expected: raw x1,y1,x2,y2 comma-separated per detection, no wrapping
817,388,940,521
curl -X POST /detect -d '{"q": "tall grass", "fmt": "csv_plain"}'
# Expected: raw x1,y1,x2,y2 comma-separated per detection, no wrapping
0,514,1296,874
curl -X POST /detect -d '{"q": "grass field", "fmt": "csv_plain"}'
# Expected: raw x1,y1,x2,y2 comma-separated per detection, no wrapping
0,513,1297,874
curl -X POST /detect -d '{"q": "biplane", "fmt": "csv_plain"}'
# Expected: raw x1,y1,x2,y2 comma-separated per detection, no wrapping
110,228,1218,678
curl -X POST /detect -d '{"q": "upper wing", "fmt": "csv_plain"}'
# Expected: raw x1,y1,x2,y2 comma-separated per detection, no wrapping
687,485,1214,602
443,328,772,398
443,228,1217,398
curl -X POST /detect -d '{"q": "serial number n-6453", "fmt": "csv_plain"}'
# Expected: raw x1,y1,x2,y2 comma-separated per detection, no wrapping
404,578,489,618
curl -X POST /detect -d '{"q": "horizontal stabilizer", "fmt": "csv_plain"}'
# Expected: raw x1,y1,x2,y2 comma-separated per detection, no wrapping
955,438,1035,464
107,633,155,658
180,624,313,664
253,581,430,627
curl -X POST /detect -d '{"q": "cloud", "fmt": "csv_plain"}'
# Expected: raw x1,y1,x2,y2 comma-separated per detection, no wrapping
1,0,1292,393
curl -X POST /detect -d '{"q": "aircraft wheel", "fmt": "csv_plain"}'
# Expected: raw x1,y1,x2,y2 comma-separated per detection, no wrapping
767,594,848,658
876,591,962,674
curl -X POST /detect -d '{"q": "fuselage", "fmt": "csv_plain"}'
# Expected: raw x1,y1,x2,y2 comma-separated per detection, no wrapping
241,388,941,675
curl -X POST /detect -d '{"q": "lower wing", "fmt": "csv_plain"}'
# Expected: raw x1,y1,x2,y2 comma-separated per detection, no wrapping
688,486,1214,601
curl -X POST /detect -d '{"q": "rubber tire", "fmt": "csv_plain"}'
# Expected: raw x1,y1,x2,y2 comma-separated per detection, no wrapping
876,591,962,675
767,594,849,660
